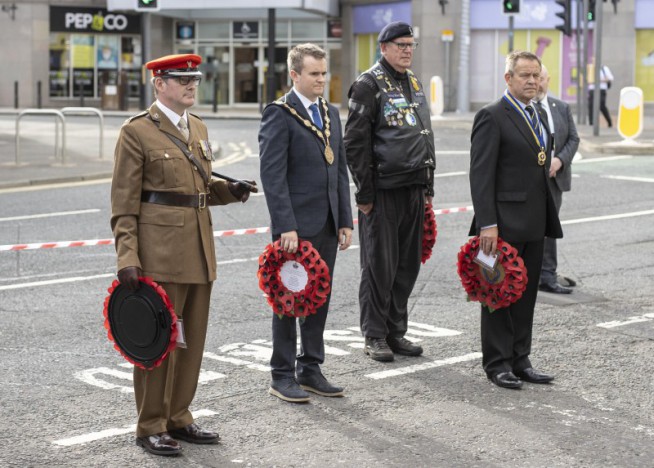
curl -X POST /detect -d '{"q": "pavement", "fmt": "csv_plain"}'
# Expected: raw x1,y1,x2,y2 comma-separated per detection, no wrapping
0,105,652,190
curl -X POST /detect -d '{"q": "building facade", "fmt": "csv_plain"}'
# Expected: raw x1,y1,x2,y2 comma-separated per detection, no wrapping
0,0,651,111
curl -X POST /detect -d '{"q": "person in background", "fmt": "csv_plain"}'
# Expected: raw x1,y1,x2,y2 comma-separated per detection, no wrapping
536,64,580,294
588,63,614,127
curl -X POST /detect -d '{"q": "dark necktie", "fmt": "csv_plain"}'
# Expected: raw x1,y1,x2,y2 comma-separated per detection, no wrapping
309,103,322,130
525,105,538,129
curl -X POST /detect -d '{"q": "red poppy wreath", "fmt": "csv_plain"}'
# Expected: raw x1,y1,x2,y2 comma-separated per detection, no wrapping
456,236,528,312
103,276,178,370
422,203,438,264
257,239,331,318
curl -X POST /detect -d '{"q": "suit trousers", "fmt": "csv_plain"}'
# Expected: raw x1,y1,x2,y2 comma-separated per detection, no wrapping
481,239,544,377
540,183,563,285
270,218,338,380
588,89,612,127
359,186,424,339
133,281,212,437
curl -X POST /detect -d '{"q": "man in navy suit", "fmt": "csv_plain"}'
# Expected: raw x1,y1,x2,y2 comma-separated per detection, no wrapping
469,51,563,389
259,43,353,403
536,65,580,294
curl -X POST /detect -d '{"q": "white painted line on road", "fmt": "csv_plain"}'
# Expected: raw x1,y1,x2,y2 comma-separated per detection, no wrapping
365,352,482,380
52,409,217,446
434,150,470,155
601,175,654,183
575,155,633,164
0,209,101,222
435,171,467,178
561,209,654,226
0,273,114,291
204,351,270,372
0,178,111,194
597,313,654,329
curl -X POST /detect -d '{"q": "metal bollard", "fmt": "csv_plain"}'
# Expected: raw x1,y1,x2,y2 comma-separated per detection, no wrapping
37,81,42,109
14,81,18,109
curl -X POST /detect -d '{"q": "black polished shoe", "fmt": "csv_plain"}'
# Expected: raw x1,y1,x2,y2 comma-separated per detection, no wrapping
364,337,394,362
515,367,554,384
386,336,423,356
269,377,310,403
557,275,577,287
297,373,344,397
135,432,182,456
539,282,572,294
489,371,523,389
169,423,219,444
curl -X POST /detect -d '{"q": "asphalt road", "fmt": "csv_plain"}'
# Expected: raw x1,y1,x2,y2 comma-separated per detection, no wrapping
1,119,653,467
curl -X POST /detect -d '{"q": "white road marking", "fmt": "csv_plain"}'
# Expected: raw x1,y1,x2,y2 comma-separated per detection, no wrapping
0,178,111,194
561,209,654,225
74,366,225,392
575,155,633,164
365,352,482,380
435,171,467,178
52,409,217,446
204,351,271,372
601,175,654,183
597,313,654,329
434,150,470,155
0,273,114,291
0,209,100,222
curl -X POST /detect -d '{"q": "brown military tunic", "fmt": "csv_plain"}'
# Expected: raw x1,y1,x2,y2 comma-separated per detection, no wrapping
111,103,239,436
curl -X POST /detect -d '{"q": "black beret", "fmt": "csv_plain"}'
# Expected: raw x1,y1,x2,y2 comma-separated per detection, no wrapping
378,21,413,43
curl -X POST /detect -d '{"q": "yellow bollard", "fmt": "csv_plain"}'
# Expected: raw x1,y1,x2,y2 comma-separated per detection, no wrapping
617,87,643,142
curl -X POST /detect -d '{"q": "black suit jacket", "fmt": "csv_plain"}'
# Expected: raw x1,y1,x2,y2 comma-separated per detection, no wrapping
468,97,563,243
259,91,353,237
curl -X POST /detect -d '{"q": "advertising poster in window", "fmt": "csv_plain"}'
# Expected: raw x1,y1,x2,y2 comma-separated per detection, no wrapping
97,36,120,69
635,30,654,102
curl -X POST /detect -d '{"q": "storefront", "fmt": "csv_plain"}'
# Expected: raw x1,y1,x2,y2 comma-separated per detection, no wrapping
635,0,654,102
49,6,142,102
172,17,342,106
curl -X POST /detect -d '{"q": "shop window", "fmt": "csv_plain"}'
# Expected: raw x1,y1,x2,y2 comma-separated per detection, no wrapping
71,34,95,98
198,22,230,40
122,36,142,99
49,33,70,98
261,21,290,41
291,20,324,39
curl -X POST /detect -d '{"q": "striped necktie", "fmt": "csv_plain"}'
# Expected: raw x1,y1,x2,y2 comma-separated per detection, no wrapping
525,105,538,129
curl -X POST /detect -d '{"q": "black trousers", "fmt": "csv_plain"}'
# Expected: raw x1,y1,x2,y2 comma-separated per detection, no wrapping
540,183,563,286
588,89,612,127
358,186,424,339
270,217,338,380
481,239,544,377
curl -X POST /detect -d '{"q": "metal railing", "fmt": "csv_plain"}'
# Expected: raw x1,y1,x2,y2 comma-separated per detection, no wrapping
61,107,104,159
15,109,66,165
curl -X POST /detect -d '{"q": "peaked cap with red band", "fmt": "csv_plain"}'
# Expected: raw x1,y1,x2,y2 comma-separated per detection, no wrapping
146,53,203,78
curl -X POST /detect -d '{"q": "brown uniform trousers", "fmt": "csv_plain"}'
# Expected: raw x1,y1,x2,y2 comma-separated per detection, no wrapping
111,103,239,437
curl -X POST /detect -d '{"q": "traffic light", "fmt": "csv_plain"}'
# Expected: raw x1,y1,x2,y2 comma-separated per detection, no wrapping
502,0,520,14
136,0,159,11
555,0,572,36
588,0,596,21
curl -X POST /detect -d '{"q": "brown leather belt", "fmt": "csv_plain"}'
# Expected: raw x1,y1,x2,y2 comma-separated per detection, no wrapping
141,190,208,209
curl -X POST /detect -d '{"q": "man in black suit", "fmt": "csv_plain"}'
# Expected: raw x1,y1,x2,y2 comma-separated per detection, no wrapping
536,65,580,294
469,50,563,389
259,43,353,403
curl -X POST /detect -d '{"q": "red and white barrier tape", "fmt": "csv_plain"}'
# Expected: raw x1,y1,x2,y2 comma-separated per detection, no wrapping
0,205,473,252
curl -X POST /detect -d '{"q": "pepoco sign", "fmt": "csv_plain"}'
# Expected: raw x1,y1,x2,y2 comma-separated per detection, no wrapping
50,6,141,35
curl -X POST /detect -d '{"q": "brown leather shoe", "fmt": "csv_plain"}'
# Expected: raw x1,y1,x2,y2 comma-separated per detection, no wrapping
135,432,182,456
169,423,220,444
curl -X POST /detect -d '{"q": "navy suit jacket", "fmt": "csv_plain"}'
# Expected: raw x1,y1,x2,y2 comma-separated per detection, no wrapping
259,91,353,237
469,96,563,243
543,96,579,193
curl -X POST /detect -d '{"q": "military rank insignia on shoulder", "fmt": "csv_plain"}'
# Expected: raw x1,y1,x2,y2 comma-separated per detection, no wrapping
123,111,148,126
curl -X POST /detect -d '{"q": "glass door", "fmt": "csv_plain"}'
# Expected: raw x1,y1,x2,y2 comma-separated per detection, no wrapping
234,47,258,103
198,45,229,106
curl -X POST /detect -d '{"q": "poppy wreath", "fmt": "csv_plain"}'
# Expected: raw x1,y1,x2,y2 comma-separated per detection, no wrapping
257,239,331,318
422,203,438,264
102,276,178,370
456,236,528,312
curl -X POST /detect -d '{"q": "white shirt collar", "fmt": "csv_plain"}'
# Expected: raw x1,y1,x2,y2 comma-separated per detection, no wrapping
292,88,319,112
155,99,188,127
